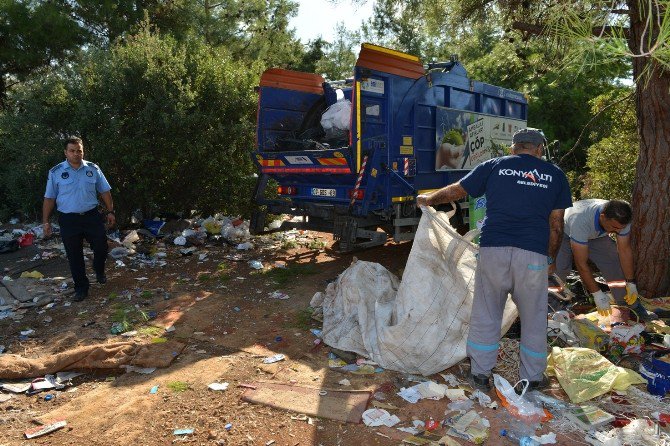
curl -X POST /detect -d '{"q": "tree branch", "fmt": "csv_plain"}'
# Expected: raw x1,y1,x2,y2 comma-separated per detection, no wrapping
512,21,630,39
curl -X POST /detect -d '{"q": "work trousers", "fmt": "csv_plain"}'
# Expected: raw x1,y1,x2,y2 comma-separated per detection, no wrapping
58,209,108,294
467,246,548,382
555,235,625,303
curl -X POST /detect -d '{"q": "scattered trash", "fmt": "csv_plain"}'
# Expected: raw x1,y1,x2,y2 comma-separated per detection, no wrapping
110,322,125,335
24,420,67,439
20,271,43,279
224,423,233,431
248,260,263,270
444,410,490,444
267,291,289,300
44,394,54,401
123,365,156,375
237,242,253,250
565,405,615,429
493,374,551,422
447,398,474,412
109,246,132,259
173,236,187,246
262,354,286,364
362,408,400,427
173,428,194,436
150,385,159,394
397,386,422,404
2,382,32,393
547,347,646,403
208,382,229,391
338,379,350,386
371,401,398,410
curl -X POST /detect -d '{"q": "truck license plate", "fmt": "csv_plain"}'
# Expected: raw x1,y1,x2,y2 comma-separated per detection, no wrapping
311,188,336,197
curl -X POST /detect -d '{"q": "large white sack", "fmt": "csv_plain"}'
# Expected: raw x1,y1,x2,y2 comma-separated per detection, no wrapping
320,100,351,131
320,206,518,376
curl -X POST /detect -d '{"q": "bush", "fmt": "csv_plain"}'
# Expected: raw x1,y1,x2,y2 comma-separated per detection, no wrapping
0,26,259,221
580,89,638,200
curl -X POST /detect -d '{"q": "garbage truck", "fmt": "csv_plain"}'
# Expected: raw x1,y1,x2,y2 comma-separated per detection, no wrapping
250,43,528,251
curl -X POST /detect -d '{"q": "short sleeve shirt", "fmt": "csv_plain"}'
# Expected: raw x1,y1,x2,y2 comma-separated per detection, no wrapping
44,160,111,213
564,199,631,244
460,154,573,255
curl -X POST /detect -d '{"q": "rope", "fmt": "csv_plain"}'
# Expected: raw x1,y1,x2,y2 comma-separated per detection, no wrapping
494,338,520,384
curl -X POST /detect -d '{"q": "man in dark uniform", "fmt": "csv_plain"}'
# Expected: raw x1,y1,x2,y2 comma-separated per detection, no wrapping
417,128,572,392
42,137,115,301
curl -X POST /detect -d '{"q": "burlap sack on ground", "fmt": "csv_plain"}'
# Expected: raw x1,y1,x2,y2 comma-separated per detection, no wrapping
317,206,518,376
0,340,185,379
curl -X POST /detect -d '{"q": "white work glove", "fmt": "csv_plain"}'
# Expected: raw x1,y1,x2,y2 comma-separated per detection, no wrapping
592,290,612,317
624,281,639,305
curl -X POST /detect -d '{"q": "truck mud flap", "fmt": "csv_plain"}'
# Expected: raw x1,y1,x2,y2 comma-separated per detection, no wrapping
334,216,388,252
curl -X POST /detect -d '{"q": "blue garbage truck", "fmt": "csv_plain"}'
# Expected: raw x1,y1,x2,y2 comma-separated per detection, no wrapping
250,43,528,251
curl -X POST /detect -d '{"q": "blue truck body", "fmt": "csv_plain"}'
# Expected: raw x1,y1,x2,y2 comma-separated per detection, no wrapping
251,44,528,250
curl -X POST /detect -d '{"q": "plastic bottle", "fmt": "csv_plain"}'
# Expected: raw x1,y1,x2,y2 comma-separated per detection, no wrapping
500,429,541,446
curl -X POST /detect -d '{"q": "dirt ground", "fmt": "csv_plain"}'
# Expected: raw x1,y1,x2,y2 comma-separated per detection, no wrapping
0,228,627,445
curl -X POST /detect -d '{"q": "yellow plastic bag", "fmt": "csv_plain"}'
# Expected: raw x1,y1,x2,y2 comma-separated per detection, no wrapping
20,270,43,279
546,347,646,403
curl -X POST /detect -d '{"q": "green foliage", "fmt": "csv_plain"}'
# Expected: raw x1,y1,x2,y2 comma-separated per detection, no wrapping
0,0,87,101
581,89,638,201
78,28,259,218
263,263,317,287
315,23,360,80
0,73,77,218
167,381,190,392
0,27,259,220
291,38,328,73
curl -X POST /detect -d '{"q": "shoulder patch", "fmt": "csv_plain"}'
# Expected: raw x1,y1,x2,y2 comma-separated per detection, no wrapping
49,164,62,173
88,162,99,169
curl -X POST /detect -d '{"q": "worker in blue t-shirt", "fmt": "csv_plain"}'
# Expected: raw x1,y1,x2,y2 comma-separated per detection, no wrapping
417,128,572,393
42,136,115,302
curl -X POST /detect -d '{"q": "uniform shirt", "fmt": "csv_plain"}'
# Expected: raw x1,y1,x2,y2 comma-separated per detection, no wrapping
44,160,112,213
564,199,631,244
460,154,572,255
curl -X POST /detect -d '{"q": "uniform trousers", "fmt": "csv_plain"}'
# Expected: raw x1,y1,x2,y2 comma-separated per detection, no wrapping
58,208,108,293
466,246,548,382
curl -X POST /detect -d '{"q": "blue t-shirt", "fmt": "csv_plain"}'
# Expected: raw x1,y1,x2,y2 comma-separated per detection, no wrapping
460,154,572,255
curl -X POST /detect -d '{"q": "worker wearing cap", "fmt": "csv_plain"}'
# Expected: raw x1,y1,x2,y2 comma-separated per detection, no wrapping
417,128,572,392
555,199,657,321
42,136,115,302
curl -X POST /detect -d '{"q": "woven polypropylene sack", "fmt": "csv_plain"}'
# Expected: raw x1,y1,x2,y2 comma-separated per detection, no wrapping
320,206,518,375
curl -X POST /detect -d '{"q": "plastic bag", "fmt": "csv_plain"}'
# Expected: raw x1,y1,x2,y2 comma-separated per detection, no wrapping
546,347,646,403
493,374,552,422
320,99,351,131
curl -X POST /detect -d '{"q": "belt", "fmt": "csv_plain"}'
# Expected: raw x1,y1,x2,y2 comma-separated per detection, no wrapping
59,208,98,216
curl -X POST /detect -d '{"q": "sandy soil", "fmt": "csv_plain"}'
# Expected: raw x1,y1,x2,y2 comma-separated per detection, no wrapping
0,230,596,445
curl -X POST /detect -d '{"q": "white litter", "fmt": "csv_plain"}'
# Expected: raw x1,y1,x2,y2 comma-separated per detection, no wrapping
397,386,422,404
122,365,156,375
268,291,289,300
208,382,230,391
531,432,557,444
362,408,400,427
338,379,351,386
262,354,286,364
440,373,461,387
173,236,186,246
447,398,474,412
415,381,448,399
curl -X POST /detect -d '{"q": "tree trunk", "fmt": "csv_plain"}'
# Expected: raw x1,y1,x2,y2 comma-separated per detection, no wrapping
628,0,670,297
